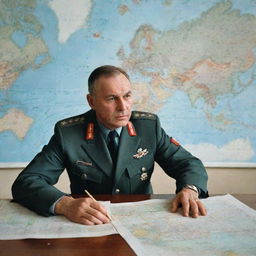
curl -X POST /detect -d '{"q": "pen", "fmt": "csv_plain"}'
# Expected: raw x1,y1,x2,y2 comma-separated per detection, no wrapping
85,189,112,221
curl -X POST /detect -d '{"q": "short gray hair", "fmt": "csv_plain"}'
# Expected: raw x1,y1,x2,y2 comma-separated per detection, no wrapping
88,65,130,95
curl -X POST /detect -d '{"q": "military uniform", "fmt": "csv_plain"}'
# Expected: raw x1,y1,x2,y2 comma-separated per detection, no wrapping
12,110,208,216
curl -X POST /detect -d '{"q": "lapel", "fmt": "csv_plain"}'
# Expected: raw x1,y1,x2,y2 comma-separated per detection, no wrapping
80,110,141,180
114,125,141,184
80,115,113,177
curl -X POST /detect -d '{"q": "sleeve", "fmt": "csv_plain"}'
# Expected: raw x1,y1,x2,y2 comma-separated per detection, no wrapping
11,123,68,216
154,116,208,198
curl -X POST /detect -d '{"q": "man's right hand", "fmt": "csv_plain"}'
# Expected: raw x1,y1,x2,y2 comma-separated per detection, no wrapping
55,196,111,225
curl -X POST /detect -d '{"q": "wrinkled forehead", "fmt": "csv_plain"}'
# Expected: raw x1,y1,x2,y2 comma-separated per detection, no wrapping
93,73,132,93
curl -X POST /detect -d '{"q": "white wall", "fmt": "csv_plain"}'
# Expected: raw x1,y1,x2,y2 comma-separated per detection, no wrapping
1,164,256,199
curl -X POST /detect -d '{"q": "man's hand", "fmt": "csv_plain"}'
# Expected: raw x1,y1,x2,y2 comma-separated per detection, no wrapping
170,188,207,218
55,196,111,225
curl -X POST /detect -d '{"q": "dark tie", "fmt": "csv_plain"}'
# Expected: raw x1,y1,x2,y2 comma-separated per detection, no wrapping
107,130,118,166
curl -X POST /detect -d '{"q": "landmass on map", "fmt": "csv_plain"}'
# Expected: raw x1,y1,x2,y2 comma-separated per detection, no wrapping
0,0,51,139
48,0,92,43
0,108,33,139
118,1,256,129
0,0,51,90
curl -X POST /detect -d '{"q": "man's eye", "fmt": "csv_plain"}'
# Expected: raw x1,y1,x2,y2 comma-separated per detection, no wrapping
125,94,131,98
107,97,115,101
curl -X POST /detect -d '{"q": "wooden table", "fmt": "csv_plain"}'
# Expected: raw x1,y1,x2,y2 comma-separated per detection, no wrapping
0,194,255,256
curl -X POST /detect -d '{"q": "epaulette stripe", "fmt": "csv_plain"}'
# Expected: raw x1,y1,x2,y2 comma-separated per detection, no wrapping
60,116,85,127
131,111,156,120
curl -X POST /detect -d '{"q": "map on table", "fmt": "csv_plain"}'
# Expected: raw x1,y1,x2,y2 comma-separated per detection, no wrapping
1,195,256,256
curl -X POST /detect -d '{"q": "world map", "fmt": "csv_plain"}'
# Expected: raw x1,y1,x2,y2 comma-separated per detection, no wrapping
0,0,256,164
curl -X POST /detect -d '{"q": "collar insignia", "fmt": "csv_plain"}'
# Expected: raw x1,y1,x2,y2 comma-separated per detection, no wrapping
85,123,94,140
127,121,137,136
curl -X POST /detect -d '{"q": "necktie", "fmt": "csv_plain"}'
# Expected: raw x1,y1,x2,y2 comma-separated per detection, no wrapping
108,130,118,166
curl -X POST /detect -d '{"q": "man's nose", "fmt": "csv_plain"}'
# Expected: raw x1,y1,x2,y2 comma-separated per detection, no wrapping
117,98,126,110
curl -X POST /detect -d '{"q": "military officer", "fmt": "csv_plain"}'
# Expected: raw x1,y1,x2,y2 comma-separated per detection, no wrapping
12,65,208,225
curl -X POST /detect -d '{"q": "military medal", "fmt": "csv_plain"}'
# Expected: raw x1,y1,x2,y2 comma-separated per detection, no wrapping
85,123,94,140
140,167,148,181
133,148,149,159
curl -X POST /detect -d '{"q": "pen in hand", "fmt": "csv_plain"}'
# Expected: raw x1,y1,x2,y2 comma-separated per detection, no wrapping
85,190,112,221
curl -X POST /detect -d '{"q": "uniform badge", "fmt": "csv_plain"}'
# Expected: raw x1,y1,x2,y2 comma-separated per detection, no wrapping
133,148,149,159
140,167,148,181
85,123,94,140
127,121,137,136
170,137,180,146
76,160,93,167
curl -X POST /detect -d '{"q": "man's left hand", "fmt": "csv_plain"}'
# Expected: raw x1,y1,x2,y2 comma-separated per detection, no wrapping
170,188,207,218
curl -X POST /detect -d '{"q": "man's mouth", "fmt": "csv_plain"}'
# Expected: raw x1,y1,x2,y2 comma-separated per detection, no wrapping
116,115,128,119
116,114,129,120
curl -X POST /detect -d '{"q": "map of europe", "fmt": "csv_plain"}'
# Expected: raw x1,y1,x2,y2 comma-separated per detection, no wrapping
0,0,256,164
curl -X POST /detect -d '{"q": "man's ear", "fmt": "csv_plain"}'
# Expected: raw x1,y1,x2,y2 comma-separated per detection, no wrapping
87,94,95,110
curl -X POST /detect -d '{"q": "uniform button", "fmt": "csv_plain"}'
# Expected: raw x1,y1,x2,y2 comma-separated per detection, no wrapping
115,188,120,194
81,173,87,180
141,167,146,172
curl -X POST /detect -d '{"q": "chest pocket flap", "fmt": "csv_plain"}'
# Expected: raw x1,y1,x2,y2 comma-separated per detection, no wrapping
74,162,102,184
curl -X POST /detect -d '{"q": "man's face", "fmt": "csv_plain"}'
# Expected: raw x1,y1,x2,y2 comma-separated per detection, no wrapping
87,73,133,130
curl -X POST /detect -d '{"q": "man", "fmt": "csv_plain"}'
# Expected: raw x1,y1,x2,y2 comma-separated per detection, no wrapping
12,65,208,225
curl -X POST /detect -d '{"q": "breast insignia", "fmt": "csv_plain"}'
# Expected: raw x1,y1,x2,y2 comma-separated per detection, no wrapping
133,148,149,159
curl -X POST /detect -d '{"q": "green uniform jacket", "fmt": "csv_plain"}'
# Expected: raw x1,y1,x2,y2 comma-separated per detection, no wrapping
12,110,208,216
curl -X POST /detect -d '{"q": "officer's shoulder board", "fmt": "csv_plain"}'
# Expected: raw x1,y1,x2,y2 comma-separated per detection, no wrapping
131,111,156,120
59,115,86,127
